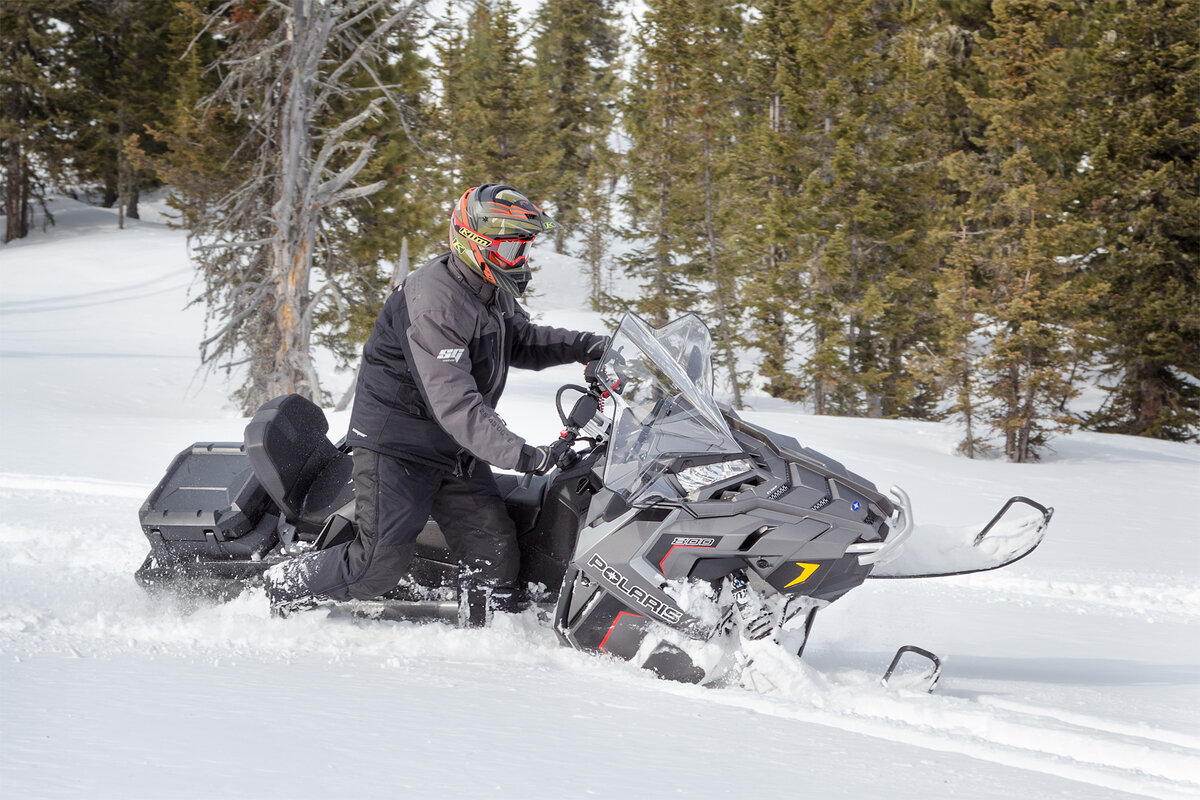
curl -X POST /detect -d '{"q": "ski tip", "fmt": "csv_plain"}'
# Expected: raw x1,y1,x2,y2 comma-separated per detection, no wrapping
973,496,1054,546
881,645,942,693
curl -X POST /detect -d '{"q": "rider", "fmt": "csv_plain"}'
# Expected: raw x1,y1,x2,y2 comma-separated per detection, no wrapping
265,184,608,624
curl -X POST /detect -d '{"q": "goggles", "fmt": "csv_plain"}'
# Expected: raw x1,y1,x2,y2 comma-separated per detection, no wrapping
486,237,532,270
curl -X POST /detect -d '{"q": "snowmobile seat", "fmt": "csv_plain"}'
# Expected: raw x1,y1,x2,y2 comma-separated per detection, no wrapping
244,394,354,535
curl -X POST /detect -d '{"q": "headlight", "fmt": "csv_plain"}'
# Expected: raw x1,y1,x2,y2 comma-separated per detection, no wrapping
676,459,754,497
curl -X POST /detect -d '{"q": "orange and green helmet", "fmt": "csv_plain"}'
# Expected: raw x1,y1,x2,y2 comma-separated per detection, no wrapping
448,184,556,298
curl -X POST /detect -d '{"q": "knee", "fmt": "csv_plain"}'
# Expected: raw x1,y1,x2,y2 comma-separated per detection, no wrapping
346,542,416,600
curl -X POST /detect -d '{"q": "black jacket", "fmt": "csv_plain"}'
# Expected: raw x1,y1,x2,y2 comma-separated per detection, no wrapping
347,252,597,472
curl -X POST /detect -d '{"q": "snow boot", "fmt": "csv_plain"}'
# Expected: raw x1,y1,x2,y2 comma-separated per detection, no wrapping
457,582,489,628
264,557,329,618
456,571,519,628
489,585,520,616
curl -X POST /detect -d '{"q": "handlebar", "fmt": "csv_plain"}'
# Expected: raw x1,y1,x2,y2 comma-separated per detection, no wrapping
521,379,609,487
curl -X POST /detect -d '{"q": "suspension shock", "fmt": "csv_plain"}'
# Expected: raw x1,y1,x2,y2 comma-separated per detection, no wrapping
728,569,773,640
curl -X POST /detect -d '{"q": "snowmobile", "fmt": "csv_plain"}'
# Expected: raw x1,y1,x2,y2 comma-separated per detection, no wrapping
135,313,1053,687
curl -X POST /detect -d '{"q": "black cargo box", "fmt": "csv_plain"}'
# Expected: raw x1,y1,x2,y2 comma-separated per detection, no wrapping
139,442,278,564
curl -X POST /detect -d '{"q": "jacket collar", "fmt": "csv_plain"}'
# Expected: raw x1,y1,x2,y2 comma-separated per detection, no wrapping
446,252,499,305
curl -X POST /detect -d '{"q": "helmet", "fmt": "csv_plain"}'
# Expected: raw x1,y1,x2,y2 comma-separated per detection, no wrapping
448,184,556,298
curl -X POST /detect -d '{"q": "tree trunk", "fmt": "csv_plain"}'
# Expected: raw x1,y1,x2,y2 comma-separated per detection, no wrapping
652,179,670,327
811,244,832,416
960,363,977,459
1135,359,1165,435
262,0,320,404
866,392,882,418
703,157,741,408
1004,362,1020,461
116,0,132,229
4,131,24,243
392,235,410,290
117,128,127,231
1016,385,1036,463
5,81,27,243
813,322,828,416
125,185,140,220
193,0,412,412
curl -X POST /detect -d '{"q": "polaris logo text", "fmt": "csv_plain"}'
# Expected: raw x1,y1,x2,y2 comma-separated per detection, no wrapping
587,554,683,624
671,537,715,547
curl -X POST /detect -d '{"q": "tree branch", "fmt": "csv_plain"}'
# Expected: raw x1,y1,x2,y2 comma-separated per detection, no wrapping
313,137,379,206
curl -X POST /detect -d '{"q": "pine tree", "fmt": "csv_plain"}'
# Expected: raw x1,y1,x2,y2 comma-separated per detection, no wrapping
736,0,810,402
1,0,71,242
577,154,617,310
917,4,1003,452
132,0,246,233
438,0,560,202
1082,0,1200,441
863,7,967,420
734,0,840,402
530,0,621,252
950,0,1100,461
618,0,700,327
673,0,746,405
932,227,992,457
789,0,936,417
59,0,177,224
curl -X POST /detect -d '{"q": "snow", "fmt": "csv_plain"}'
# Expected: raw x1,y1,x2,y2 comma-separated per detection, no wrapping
2,196,1198,799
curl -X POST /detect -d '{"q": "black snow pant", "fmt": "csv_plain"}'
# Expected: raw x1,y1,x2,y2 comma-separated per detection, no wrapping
298,449,518,602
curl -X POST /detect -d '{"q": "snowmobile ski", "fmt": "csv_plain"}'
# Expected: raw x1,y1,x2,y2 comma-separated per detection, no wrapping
868,496,1054,579
881,645,942,693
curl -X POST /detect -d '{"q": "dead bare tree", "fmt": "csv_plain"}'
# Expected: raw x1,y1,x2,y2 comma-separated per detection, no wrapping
190,0,424,412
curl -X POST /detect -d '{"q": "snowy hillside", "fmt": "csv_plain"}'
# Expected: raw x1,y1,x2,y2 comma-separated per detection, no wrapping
1,198,1197,799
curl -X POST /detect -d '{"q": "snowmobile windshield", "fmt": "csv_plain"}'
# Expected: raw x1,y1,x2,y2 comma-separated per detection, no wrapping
597,314,748,507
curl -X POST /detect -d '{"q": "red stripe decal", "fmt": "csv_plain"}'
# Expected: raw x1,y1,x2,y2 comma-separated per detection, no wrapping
658,544,712,574
598,611,643,653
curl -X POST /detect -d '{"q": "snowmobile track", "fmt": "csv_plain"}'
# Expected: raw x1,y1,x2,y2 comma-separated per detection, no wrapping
925,572,1200,622
708,681,1200,800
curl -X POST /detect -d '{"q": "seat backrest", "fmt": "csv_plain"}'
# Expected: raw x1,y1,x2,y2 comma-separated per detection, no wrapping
244,394,341,530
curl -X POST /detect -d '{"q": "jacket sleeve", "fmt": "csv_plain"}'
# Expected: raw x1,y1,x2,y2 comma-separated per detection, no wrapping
508,305,598,370
402,307,527,470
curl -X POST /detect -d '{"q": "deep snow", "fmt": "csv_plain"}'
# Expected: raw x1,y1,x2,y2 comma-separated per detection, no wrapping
1,197,1197,799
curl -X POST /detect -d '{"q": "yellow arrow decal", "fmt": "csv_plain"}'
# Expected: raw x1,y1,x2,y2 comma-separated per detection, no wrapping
784,562,821,588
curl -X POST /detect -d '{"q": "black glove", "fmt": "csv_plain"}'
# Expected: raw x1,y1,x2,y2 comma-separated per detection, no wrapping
518,438,577,476
519,444,552,475
583,334,611,362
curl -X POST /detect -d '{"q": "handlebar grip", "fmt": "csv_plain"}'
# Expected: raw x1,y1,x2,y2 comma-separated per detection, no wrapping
520,471,533,490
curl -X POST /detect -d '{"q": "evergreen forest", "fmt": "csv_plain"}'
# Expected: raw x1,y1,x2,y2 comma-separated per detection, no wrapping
2,0,1197,461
